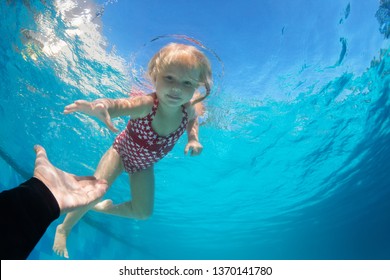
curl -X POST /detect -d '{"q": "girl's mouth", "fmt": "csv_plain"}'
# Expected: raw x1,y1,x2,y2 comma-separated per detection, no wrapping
167,94,181,101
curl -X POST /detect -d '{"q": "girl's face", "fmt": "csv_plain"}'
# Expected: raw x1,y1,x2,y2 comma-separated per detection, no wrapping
155,63,200,108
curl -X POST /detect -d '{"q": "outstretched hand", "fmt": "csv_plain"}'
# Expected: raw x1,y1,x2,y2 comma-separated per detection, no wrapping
33,145,108,214
64,100,119,132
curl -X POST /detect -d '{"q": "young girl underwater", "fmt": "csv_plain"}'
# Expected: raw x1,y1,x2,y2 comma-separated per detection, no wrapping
53,43,213,258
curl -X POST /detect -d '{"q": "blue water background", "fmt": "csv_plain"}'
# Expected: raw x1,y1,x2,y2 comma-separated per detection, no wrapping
0,0,389,259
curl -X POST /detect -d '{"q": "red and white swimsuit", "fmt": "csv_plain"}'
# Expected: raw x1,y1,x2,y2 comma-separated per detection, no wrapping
113,94,188,174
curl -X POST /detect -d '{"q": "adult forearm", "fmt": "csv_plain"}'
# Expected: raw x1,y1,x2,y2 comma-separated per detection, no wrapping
0,178,60,259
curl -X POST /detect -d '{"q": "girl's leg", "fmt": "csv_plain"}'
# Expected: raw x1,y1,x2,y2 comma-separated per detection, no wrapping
93,165,155,220
53,147,123,258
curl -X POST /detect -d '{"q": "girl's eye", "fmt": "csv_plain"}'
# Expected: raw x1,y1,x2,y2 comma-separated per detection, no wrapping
184,81,193,87
164,76,173,82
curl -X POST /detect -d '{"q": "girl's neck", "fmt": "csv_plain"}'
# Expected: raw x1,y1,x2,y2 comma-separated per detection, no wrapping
156,98,182,118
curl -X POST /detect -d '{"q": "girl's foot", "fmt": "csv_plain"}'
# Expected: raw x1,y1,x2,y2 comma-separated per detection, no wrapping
53,224,70,258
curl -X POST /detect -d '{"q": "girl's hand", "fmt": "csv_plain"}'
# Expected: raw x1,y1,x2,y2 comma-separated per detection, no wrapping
64,100,119,132
184,140,203,156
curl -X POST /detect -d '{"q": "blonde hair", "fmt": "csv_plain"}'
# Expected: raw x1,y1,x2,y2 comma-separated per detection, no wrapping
147,43,213,105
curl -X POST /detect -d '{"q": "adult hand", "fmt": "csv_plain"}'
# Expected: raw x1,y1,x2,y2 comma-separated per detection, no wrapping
33,145,108,214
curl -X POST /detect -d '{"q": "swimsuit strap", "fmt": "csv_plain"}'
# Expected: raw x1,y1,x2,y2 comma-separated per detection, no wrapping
151,94,188,125
181,104,188,124
151,95,159,116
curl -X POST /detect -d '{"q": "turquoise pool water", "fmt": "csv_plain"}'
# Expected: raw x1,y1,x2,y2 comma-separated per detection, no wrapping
1,0,390,260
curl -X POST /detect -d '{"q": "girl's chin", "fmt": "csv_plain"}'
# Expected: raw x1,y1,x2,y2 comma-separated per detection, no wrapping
160,98,183,107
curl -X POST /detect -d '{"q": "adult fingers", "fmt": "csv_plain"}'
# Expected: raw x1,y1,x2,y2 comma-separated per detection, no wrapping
74,176,97,182
86,181,109,202
33,144,49,166
77,178,109,198
34,144,47,159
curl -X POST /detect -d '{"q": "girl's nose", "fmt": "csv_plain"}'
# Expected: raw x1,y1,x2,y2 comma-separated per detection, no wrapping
171,87,180,93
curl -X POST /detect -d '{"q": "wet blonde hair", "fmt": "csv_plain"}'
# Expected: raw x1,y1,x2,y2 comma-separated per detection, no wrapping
147,43,213,105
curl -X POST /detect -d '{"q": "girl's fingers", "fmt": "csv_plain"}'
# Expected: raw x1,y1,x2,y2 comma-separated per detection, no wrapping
185,143,203,156
102,111,119,133
64,103,76,112
64,107,76,114
64,101,87,113
64,100,94,114
74,100,89,106
109,125,119,133
106,119,119,133
64,100,118,132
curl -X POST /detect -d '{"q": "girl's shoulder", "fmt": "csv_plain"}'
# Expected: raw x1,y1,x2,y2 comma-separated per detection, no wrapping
136,93,155,105
129,93,155,119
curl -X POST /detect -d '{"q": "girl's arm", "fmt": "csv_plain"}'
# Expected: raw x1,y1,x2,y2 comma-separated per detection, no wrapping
187,117,200,143
64,95,153,132
184,104,203,156
99,95,152,119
